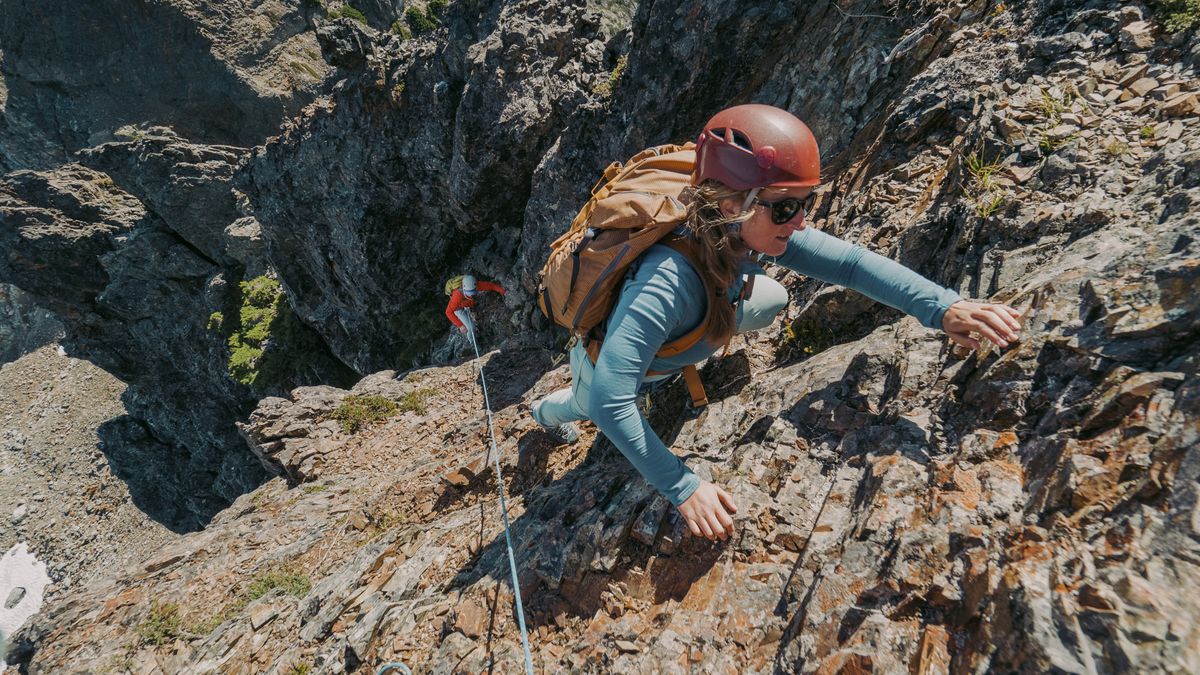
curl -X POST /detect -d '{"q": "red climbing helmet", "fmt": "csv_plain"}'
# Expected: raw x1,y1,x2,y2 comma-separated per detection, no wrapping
691,103,821,190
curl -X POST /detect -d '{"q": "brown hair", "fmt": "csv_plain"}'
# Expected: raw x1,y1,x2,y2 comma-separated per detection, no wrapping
680,179,752,343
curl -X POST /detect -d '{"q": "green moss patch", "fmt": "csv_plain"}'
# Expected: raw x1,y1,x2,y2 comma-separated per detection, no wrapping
223,275,334,392
331,4,368,24
593,53,628,98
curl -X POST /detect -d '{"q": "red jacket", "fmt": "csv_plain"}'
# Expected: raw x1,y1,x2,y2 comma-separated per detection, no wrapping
445,281,506,328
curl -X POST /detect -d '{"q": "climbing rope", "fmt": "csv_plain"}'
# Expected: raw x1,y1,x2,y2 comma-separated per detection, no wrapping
464,312,536,675
377,664,411,675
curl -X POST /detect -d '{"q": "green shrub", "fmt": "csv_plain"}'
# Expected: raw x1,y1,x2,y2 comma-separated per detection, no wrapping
405,5,438,33
781,319,843,357
428,0,449,15
1154,0,1200,32
137,602,183,646
332,4,368,24
247,570,312,601
331,394,399,433
397,388,437,414
207,311,224,331
186,610,230,637
1139,125,1157,140
226,276,282,385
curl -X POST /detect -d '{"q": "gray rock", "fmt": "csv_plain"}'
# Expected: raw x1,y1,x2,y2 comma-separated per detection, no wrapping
0,0,323,171
9,3,1200,674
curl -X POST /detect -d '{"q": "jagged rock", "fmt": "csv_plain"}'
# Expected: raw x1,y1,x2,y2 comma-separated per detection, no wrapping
240,0,611,372
1024,32,1093,59
9,1,1200,673
0,164,267,529
1162,92,1200,117
316,18,376,70
0,0,325,171
76,129,263,272
1118,21,1155,52
0,283,61,364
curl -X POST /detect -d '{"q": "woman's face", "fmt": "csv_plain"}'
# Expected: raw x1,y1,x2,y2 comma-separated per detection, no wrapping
721,186,813,256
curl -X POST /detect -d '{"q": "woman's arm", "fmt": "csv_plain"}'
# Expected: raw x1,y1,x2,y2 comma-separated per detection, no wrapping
768,227,962,329
587,252,704,507
445,291,465,328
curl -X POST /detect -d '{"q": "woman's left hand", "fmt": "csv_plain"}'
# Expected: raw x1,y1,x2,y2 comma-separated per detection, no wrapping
942,300,1023,350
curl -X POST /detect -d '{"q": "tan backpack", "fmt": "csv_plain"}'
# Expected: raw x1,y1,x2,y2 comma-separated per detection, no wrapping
535,143,716,407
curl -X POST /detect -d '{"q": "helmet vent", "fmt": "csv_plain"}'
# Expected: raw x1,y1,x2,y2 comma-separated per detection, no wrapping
730,129,753,151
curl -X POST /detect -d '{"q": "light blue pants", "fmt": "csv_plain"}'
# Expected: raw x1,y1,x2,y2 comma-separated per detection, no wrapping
454,308,476,335
532,274,787,428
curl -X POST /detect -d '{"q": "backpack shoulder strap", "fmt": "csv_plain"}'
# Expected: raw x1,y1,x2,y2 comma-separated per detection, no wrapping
582,233,718,409
654,235,713,358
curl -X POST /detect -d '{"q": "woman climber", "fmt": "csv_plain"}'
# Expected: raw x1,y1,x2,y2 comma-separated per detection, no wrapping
530,104,1023,543
445,274,506,335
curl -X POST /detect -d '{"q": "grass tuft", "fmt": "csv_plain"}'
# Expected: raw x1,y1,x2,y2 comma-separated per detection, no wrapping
330,394,399,434
247,570,312,601
391,20,412,39
137,601,183,646
961,148,1007,219
1033,87,1070,124
397,388,437,414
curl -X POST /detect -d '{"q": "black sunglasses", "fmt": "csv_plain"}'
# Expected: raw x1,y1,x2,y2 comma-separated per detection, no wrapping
754,194,816,225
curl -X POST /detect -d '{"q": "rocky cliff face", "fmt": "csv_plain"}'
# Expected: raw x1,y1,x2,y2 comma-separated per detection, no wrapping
0,284,59,365
4,0,1200,673
240,0,620,371
0,0,329,172
0,345,175,602
0,0,353,531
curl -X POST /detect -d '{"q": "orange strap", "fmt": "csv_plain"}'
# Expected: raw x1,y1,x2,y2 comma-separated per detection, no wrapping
680,365,707,408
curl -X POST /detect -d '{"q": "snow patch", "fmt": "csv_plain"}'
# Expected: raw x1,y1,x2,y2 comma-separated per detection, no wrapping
0,543,50,670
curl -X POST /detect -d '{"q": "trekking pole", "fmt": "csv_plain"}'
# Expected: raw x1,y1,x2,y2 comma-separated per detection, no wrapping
464,316,536,675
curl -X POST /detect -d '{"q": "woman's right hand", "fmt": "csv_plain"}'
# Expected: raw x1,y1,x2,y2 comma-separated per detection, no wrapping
678,481,738,541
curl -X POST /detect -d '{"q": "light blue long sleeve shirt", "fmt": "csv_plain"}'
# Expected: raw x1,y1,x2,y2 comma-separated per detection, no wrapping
588,227,962,505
